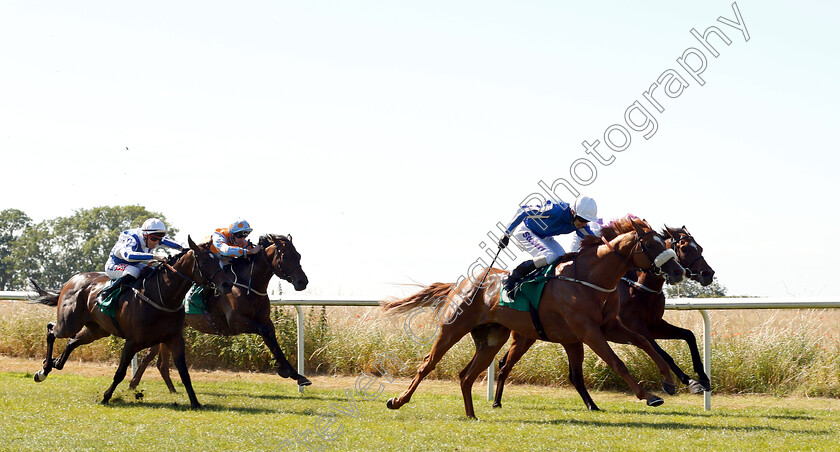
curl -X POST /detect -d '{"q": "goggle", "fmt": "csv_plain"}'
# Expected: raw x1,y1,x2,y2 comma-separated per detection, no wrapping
148,233,166,242
233,231,250,239
574,215,590,224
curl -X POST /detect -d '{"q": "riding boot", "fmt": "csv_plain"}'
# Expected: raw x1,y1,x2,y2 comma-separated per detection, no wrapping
504,260,538,298
99,274,137,301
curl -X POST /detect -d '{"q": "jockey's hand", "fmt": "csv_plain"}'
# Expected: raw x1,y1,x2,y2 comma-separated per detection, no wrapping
498,234,510,249
246,245,262,255
152,256,168,264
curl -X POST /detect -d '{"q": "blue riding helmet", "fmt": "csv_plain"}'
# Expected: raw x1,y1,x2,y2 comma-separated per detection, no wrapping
230,219,253,235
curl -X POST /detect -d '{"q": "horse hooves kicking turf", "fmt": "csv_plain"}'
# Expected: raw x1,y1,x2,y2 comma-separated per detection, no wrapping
663,381,677,395
646,396,664,407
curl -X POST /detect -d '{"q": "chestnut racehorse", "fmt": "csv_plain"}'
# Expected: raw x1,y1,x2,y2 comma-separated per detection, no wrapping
30,237,233,408
493,226,715,411
128,234,311,391
381,217,685,418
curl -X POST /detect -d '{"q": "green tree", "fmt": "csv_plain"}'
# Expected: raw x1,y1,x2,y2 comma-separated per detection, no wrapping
0,209,32,290
665,276,727,298
6,206,175,290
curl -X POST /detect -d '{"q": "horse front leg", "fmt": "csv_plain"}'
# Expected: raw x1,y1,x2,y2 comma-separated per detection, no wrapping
230,313,310,386
167,334,201,409
562,342,600,411
650,321,711,392
102,340,141,405
602,318,677,396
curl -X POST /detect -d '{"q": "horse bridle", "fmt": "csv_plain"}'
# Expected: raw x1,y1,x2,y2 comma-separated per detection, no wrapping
602,228,677,276
670,233,704,279
227,238,300,296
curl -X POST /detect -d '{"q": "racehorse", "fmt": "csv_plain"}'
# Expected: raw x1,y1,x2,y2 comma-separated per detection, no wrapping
30,237,233,408
128,234,311,391
381,217,685,418
492,226,715,411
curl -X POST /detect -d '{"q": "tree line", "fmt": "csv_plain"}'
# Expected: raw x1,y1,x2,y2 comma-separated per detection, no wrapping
0,206,174,290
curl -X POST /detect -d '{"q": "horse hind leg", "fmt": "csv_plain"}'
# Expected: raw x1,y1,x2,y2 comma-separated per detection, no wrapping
34,322,57,382
53,324,110,371
156,345,178,393
459,324,509,419
493,334,536,409
386,317,476,411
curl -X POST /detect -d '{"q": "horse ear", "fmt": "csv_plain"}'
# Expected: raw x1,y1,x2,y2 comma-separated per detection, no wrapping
187,235,198,251
287,234,293,242
631,218,646,236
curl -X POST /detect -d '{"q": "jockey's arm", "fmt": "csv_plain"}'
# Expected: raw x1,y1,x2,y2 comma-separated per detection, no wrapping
160,237,184,250
211,232,246,258
116,236,154,262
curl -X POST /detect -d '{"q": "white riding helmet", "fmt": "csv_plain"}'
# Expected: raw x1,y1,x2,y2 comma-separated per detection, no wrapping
573,196,598,222
141,218,167,234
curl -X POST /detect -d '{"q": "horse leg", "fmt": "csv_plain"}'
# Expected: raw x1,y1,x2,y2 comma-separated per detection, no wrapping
128,344,159,390
167,334,201,409
580,328,663,406
53,324,110,371
227,313,310,386
34,322,57,382
493,334,536,409
459,324,509,419
156,345,178,394
602,319,677,396
562,342,600,411
650,321,711,392
387,318,476,411
102,340,142,405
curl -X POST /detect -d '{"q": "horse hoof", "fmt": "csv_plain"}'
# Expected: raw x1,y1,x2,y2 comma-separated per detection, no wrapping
663,381,677,396
297,376,312,387
386,398,398,410
492,402,502,409
646,396,664,407
688,379,707,394
34,370,47,382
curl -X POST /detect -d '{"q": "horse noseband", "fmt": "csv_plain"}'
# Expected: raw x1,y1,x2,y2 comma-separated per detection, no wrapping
654,248,677,268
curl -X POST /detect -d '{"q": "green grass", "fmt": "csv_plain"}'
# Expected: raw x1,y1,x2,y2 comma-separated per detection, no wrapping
2,368,839,451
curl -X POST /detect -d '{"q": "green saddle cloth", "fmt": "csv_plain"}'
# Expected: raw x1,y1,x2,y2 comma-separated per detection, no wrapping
498,260,562,312
97,281,123,318
184,284,207,314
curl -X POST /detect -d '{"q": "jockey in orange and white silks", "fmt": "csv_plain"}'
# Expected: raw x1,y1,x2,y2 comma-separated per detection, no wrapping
498,195,599,297
210,219,262,266
100,218,183,300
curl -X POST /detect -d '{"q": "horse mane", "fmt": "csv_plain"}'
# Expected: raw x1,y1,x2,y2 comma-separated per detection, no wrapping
259,234,289,247
580,215,647,248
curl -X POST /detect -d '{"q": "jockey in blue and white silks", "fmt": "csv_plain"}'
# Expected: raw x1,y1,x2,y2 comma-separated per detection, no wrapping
498,195,599,297
100,218,183,300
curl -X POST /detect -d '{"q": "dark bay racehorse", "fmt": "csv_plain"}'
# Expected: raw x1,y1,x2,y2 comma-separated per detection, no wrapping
493,226,715,411
30,237,233,408
381,218,685,418
128,234,310,391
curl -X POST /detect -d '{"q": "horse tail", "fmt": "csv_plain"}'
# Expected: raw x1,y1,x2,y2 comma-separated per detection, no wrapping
380,282,454,317
27,278,60,306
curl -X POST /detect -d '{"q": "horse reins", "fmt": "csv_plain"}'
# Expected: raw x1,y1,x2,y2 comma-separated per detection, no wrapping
137,252,219,313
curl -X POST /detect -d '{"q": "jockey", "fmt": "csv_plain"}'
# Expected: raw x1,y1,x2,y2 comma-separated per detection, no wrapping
498,195,599,297
100,218,183,300
210,219,262,267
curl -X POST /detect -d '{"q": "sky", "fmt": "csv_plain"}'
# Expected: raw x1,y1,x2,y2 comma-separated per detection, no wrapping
2,1,838,299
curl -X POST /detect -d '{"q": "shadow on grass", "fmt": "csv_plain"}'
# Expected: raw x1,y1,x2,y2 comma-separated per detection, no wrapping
104,398,329,416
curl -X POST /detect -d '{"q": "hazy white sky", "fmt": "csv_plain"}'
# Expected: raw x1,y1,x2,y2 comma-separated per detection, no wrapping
2,1,838,298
